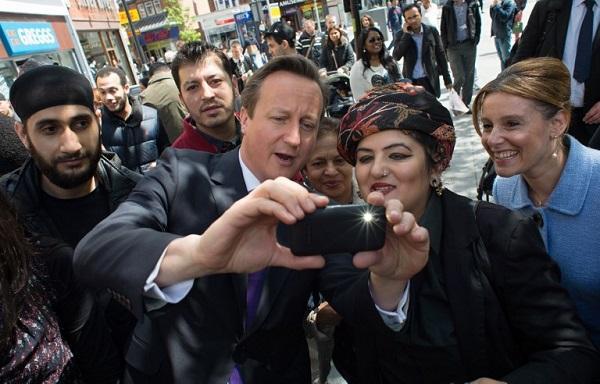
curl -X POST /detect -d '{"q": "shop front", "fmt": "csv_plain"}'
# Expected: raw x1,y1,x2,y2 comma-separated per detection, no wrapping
198,5,250,49
0,15,81,98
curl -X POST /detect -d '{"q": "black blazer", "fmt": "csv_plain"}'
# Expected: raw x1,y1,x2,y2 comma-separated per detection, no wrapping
514,0,600,111
331,191,599,383
74,148,360,383
392,24,453,98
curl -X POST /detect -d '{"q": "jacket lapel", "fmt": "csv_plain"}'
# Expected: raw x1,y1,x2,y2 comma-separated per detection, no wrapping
246,266,292,334
555,0,571,58
210,148,249,333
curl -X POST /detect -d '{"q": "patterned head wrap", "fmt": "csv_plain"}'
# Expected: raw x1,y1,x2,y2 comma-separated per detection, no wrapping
338,82,456,172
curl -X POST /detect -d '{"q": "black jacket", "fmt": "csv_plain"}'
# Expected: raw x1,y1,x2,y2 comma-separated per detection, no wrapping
392,24,453,97
74,148,362,384
513,0,600,112
331,191,600,383
101,98,168,174
0,152,142,383
440,0,482,49
320,38,355,72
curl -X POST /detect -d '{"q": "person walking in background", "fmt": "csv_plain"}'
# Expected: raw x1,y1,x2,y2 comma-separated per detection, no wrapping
320,26,355,75
141,62,188,144
513,0,600,150
387,0,404,49
393,4,453,97
490,0,517,70
350,27,402,99
298,19,323,67
96,66,168,173
441,0,481,107
265,21,298,57
420,0,441,27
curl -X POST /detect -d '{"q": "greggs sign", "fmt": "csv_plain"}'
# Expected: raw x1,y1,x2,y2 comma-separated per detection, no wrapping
0,22,59,56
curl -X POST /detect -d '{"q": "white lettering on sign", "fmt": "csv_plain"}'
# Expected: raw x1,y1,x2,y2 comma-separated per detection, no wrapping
16,28,56,46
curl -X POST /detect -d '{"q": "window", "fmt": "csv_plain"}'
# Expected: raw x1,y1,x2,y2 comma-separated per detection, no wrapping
145,1,156,16
153,0,162,13
137,4,147,18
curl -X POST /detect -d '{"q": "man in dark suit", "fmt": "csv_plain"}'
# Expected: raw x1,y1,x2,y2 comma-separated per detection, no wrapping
513,0,600,148
74,55,428,383
393,4,453,98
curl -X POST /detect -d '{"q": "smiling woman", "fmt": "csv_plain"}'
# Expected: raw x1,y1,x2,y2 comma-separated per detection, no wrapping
472,57,600,349
332,81,600,383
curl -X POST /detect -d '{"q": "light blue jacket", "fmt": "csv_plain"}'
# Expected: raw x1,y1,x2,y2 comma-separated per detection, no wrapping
493,135,600,348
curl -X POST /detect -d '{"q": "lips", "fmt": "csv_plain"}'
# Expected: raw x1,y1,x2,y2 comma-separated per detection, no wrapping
201,104,223,112
275,153,296,166
370,182,395,194
493,150,518,160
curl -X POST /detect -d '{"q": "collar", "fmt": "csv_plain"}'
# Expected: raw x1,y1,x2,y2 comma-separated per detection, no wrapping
239,150,261,192
148,72,174,85
509,135,590,215
187,116,241,151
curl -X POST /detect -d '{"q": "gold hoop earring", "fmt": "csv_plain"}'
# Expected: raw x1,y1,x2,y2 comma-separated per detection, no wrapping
431,177,444,196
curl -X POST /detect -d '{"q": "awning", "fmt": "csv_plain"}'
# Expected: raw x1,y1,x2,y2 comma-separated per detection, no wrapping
135,12,171,33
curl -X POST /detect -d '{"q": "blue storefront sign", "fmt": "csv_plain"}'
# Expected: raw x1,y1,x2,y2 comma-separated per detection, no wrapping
0,22,60,56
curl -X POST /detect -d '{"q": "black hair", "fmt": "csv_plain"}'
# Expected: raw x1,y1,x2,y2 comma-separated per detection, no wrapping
148,62,170,78
171,41,233,91
96,66,127,86
403,3,421,16
357,28,401,82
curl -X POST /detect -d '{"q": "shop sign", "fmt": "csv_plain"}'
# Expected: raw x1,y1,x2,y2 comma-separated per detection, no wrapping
140,27,179,44
0,22,59,56
278,0,306,6
119,9,141,24
269,4,281,20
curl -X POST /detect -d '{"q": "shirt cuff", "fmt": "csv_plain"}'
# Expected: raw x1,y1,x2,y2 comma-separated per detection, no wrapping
370,280,410,332
144,246,194,304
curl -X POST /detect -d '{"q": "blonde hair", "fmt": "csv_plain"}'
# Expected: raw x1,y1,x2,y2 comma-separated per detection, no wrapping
472,57,571,136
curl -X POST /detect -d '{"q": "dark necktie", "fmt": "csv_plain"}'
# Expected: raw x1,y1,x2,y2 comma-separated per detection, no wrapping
573,0,596,83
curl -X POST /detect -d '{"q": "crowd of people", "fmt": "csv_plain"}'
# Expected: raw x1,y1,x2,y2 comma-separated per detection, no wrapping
0,0,599,383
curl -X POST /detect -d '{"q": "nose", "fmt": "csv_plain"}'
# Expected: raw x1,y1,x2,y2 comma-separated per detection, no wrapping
200,81,216,100
371,155,387,178
60,127,83,154
283,123,301,147
323,161,338,176
482,126,503,149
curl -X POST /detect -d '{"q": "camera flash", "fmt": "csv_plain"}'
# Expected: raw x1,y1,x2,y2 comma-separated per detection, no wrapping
363,212,374,222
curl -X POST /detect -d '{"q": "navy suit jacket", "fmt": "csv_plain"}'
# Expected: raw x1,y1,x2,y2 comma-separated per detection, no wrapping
74,147,360,383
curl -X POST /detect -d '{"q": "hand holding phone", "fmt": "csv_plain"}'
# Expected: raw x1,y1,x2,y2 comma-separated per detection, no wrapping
277,204,386,256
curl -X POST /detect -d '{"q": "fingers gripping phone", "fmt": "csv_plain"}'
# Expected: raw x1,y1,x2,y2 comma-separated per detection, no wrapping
277,204,386,256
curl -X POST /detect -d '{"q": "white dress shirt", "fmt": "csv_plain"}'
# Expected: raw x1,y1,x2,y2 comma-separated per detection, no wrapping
563,0,600,107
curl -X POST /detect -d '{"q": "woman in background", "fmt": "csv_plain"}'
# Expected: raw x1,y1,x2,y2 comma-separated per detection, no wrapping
473,57,600,348
350,27,402,100
303,117,356,204
320,26,355,75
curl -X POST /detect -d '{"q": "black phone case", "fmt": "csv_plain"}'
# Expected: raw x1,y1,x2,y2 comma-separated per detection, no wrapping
277,204,386,256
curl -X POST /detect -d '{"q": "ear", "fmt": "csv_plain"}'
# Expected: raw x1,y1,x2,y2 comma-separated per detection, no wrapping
549,109,569,138
14,121,30,150
123,83,130,95
239,106,249,135
281,40,289,50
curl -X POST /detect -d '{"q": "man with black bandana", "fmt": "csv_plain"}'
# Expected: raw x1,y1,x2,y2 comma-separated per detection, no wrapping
0,65,142,383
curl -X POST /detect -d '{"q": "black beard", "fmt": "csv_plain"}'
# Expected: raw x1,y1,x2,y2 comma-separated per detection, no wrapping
29,139,101,190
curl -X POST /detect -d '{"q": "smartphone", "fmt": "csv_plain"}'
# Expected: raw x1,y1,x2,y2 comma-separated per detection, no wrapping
277,204,386,256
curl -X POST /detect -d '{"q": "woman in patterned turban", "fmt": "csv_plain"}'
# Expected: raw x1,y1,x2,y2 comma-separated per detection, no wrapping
333,82,599,383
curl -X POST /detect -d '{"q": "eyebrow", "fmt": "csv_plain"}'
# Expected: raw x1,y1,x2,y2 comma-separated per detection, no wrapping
357,142,412,153
34,113,93,128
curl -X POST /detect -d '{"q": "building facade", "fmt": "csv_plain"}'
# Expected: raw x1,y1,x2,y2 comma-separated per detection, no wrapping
0,0,90,97
67,0,136,82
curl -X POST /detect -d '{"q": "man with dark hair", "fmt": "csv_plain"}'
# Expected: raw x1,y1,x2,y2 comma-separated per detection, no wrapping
168,41,240,152
96,66,168,173
141,62,187,144
1,65,142,383
441,0,481,107
387,0,404,49
393,4,453,97
264,21,298,57
74,55,398,384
